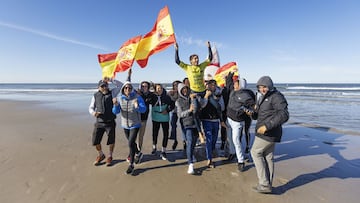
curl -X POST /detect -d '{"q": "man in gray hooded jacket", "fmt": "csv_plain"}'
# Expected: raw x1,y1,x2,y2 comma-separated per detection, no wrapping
249,76,289,194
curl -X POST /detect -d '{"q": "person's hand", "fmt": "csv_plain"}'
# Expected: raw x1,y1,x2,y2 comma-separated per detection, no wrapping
112,98,118,105
93,112,101,117
168,90,176,96
220,121,227,129
190,93,196,99
128,68,132,76
205,90,212,98
134,100,138,109
103,77,110,82
257,125,267,134
207,41,211,48
189,103,195,112
244,108,253,116
174,43,178,50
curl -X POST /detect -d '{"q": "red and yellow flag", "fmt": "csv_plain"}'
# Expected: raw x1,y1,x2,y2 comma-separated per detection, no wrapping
135,6,176,68
214,62,239,87
98,53,118,79
115,35,142,72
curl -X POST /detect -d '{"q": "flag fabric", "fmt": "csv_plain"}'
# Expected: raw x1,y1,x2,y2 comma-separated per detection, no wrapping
210,45,220,67
98,53,118,79
114,35,142,72
214,62,239,87
204,45,221,80
135,6,176,68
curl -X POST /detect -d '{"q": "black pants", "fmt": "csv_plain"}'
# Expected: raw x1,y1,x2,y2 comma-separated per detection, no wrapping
124,128,140,165
152,121,169,148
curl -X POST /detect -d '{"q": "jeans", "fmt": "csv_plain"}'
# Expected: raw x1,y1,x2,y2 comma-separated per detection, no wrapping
227,117,245,163
185,128,197,164
202,120,219,160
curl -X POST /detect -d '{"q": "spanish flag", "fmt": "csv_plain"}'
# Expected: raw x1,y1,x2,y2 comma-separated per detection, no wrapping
135,6,176,68
98,52,118,79
114,35,142,72
214,62,239,87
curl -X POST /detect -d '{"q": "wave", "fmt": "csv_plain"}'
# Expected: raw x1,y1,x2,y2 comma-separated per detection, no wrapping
287,86,360,91
0,88,96,93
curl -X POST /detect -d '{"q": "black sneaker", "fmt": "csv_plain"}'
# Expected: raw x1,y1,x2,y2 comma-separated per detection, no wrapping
227,154,235,161
134,152,143,164
220,141,225,150
160,152,167,160
125,165,134,175
151,148,157,155
238,162,245,172
172,140,178,150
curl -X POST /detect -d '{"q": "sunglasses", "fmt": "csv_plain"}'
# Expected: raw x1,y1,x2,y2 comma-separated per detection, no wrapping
141,85,149,88
124,86,132,90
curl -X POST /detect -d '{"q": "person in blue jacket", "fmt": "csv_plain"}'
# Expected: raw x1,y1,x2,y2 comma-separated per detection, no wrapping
113,81,146,175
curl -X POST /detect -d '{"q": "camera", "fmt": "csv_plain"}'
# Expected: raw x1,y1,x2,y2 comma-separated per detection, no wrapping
239,106,254,114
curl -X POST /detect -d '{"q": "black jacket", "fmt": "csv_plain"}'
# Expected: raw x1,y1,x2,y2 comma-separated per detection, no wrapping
252,88,289,142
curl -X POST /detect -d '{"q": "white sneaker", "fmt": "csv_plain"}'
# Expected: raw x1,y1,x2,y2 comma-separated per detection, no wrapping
187,163,195,175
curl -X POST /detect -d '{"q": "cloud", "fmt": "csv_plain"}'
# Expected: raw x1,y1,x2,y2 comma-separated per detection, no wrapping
0,21,108,51
269,49,298,62
176,35,224,49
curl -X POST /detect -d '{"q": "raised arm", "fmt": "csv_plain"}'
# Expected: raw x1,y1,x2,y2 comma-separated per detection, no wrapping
175,43,180,65
207,41,213,62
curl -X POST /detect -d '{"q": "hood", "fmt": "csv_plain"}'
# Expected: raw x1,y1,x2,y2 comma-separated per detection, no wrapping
239,78,247,89
121,81,134,95
256,76,274,90
177,83,189,99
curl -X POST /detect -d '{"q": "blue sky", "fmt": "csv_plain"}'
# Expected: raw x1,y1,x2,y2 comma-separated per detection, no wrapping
0,0,359,83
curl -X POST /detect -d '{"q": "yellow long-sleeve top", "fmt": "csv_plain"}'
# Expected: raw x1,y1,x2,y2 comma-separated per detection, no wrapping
178,60,210,92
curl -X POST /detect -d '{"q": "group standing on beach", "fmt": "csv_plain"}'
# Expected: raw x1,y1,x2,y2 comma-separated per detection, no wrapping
88,41,289,194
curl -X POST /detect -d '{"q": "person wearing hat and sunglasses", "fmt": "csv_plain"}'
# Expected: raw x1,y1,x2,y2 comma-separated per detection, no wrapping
112,80,146,175
89,70,132,167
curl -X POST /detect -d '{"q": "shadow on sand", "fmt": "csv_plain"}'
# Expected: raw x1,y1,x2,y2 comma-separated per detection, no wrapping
272,125,360,195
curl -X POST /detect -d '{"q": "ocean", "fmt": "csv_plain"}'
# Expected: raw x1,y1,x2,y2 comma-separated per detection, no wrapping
1,83,359,134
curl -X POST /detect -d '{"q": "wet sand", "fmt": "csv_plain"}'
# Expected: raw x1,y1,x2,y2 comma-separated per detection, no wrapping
0,100,359,203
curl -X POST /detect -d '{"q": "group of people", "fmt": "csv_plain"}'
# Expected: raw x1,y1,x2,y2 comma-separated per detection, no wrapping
88,41,289,194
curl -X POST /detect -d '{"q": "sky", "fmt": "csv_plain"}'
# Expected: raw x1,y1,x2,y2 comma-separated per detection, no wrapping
0,0,359,84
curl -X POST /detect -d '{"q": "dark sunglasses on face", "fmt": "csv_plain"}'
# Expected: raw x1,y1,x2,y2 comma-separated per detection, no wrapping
124,86,132,90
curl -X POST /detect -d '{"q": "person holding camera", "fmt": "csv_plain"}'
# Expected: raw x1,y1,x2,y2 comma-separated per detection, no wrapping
226,77,255,172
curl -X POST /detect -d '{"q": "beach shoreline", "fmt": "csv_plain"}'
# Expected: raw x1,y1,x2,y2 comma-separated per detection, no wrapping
1,100,359,203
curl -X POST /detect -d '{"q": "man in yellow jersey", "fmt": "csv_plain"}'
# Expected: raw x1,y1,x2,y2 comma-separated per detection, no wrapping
175,41,212,94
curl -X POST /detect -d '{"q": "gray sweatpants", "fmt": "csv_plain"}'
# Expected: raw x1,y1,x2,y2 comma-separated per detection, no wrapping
250,136,275,187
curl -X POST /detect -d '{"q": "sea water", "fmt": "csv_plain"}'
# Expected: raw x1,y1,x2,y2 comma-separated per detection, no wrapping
1,83,359,134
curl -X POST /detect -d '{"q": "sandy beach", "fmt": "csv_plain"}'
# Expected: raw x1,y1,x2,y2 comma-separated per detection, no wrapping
0,100,359,203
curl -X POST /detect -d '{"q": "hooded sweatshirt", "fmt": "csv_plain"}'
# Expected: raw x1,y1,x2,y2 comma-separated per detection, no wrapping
112,81,146,129
252,76,289,142
175,83,197,128
150,86,174,122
